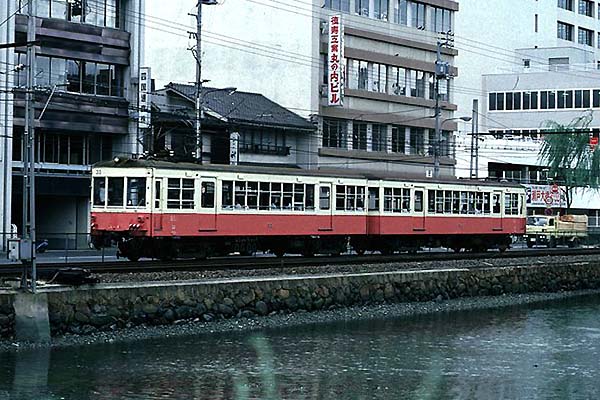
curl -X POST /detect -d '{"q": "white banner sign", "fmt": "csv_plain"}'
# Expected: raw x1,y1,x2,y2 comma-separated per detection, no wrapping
138,67,151,129
525,184,566,208
230,132,240,166
327,15,343,106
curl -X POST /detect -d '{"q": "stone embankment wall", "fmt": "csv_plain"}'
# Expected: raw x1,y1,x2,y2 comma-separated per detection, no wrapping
2,263,600,338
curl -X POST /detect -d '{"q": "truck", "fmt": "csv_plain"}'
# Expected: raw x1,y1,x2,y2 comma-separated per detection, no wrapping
524,214,588,248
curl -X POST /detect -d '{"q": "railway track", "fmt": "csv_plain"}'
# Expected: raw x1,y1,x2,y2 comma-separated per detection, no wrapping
1,247,599,277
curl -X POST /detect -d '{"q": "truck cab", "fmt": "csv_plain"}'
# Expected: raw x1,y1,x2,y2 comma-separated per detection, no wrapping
525,215,588,248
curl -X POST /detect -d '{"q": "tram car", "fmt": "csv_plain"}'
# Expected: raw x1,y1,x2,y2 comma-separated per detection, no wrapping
90,159,527,261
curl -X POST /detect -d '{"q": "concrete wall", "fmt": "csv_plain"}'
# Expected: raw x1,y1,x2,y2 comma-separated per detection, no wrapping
3,262,600,339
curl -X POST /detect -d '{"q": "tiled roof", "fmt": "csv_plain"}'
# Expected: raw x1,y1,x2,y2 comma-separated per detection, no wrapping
163,82,315,131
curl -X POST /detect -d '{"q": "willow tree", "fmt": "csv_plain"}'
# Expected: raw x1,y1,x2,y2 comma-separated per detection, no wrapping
539,111,600,211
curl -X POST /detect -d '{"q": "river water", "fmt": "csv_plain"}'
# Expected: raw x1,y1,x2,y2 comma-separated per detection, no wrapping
2,295,600,399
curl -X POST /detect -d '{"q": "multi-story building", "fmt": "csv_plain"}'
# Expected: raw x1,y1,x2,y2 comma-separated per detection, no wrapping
453,1,600,235
0,0,144,248
146,0,460,177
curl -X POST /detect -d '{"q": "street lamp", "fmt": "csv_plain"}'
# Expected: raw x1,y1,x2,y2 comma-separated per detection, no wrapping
433,116,472,179
195,86,237,162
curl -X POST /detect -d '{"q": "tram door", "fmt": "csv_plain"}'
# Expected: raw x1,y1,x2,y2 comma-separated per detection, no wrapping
152,179,163,232
318,183,333,231
492,191,503,231
413,188,426,231
199,178,217,231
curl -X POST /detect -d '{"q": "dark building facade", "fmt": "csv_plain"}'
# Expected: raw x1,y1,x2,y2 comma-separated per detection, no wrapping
0,0,144,249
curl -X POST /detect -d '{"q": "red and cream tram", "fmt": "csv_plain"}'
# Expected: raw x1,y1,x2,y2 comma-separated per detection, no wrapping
90,159,526,260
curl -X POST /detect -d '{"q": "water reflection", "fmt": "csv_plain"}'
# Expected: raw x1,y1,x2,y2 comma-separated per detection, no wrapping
1,295,600,399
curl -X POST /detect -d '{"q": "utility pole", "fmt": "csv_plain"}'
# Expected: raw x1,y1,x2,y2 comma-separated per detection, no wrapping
194,1,203,163
433,32,453,179
22,0,37,292
469,99,479,179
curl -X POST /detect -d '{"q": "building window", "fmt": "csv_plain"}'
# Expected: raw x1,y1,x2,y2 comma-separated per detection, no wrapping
322,118,347,148
390,66,407,96
558,0,574,11
372,124,387,152
24,0,121,28
347,59,369,90
432,7,452,33
374,0,389,20
394,0,408,25
410,127,425,155
325,0,350,12
352,122,368,150
540,91,556,109
371,63,387,93
534,14,538,32
391,126,406,153
579,0,593,16
578,27,593,46
557,21,574,41
355,0,370,16
240,129,289,156
410,1,426,29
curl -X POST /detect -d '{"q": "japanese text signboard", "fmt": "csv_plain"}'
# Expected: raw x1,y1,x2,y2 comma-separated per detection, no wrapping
327,15,344,106
525,184,566,208
139,67,151,129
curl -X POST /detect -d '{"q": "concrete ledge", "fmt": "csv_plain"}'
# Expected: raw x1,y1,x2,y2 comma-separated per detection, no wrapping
1,263,600,339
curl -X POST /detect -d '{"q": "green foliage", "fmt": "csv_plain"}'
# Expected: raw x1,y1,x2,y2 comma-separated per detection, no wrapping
539,111,600,190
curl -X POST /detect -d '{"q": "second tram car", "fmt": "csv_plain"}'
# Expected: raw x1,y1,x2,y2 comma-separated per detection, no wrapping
90,159,527,260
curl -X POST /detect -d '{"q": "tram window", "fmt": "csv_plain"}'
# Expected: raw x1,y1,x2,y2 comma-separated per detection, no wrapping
483,193,491,214
306,184,315,210
444,191,452,213
402,189,410,212
356,187,365,210
271,183,282,209
107,177,124,207
336,185,345,210
181,179,195,209
346,186,356,211
368,187,379,211
468,192,475,214
168,178,195,209
452,191,460,214
282,183,293,209
492,194,501,214
93,177,106,206
259,183,270,210
127,178,146,207
320,186,331,210
475,193,483,214
222,181,233,209
414,191,424,212
235,181,247,208
201,182,215,208
460,191,468,214
505,193,519,215
436,190,444,213
428,190,435,213
384,188,393,212
247,182,258,209
294,183,304,210
154,180,161,209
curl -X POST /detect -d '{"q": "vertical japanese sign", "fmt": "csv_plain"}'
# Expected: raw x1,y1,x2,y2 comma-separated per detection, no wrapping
328,15,344,106
230,132,240,165
139,67,151,129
